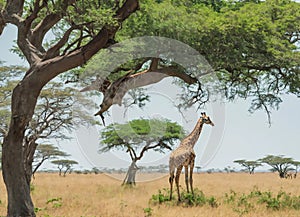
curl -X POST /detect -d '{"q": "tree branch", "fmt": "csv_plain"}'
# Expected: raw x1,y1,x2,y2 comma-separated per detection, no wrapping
93,66,198,124
23,0,47,35
0,13,5,35
136,141,170,161
32,0,140,86
29,0,73,50
44,25,77,59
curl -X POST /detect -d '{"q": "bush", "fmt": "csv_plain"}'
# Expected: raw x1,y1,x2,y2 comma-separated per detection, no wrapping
150,188,218,208
225,188,300,214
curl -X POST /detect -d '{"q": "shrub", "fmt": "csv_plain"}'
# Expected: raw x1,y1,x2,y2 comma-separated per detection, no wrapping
150,188,218,208
143,207,153,217
46,197,62,208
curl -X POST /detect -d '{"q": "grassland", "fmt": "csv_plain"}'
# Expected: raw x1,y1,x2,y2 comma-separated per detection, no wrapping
0,172,300,217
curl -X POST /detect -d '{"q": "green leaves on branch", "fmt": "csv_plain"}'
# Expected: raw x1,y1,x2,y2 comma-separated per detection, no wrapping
118,0,300,123
100,119,185,159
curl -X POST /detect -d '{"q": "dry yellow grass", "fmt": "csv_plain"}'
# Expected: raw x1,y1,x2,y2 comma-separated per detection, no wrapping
0,172,300,217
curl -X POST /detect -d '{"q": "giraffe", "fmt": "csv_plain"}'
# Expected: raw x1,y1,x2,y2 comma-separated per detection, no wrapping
169,112,214,201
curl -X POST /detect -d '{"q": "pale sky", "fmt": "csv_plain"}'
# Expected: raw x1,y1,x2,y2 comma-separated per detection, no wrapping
0,24,299,173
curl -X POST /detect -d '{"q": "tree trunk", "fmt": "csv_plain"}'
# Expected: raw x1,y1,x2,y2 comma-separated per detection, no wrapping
279,171,285,178
123,161,139,185
2,76,42,216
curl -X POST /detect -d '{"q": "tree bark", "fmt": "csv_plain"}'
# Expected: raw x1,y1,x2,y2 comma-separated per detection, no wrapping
123,161,139,185
2,76,42,217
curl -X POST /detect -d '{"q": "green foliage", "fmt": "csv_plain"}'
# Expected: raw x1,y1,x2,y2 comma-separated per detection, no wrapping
51,159,78,167
30,184,35,192
11,0,119,60
118,0,300,121
46,197,62,208
143,207,153,217
150,188,218,208
100,118,185,158
34,207,43,213
224,187,300,215
35,144,68,161
151,187,300,216
151,188,171,204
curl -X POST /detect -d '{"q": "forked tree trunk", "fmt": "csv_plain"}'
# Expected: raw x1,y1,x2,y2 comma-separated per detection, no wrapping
2,76,42,216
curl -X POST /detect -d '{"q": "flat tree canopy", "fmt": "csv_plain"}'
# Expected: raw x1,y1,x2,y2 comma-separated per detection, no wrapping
51,159,78,176
234,159,262,174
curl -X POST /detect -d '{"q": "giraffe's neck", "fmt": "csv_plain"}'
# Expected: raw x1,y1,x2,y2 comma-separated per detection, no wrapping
183,118,204,148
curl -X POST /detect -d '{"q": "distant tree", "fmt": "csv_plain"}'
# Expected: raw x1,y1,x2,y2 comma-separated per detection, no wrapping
91,167,102,175
100,119,185,185
259,155,296,178
51,159,78,177
32,144,69,176
195,166,202,173
234,159,262,174
224,166,236,173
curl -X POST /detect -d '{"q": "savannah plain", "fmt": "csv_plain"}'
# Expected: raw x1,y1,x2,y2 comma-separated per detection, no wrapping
1,172,300,217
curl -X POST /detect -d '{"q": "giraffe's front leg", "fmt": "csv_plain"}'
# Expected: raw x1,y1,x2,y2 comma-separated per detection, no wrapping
185,165,189,193
190,155,195,197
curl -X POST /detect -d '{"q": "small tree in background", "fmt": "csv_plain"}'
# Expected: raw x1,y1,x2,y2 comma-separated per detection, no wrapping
51,159,78,177
234,159,262,174
33,144,69,176
100,118,185,185
259,155,296,178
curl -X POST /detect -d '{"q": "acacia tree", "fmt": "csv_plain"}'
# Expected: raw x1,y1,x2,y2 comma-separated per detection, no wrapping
51,159,78,176
0,0,139,215
234,159,262,174
259,155,297,178
100,119,185,185
33,144,69,176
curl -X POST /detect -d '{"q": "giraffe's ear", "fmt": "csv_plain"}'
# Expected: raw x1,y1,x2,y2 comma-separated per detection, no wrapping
201,112,204,115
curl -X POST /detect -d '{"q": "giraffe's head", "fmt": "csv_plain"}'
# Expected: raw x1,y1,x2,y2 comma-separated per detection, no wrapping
201,112,214,126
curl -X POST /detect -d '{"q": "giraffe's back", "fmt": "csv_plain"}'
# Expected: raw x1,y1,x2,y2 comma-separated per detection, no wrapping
169,146,194,169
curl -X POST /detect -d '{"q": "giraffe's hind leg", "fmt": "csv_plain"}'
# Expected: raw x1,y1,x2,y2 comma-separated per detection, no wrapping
169,172,174,200
190,156,195,197
175,165,183,201
185,165,189,193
